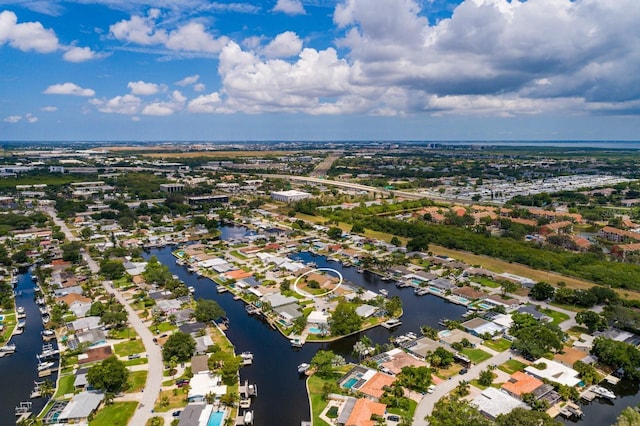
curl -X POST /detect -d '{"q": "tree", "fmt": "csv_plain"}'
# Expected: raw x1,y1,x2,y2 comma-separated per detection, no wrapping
591,337,640,379
478,368,494,386
406,235,429,252
327,227,343,240
194,299,226,323
397,366,433,393
529,282,555,301
573,360,602,385
80,227,93,241
576,310,606,333
329,301,363,336
208,351,242,385
500,281,519,297
510,313,565,359
428,397,493,426
99,259,126,280
162,331,196,362
87,356,129,394
420,325,439,340
142,256,173,287
429,347,454,368
39,379,55,399
61,241,83,263
614,407,640,426
496,408,561,426
311,350,338,378
385,296,402,317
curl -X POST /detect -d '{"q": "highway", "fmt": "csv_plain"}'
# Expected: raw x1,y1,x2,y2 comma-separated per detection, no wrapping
42,207,162,426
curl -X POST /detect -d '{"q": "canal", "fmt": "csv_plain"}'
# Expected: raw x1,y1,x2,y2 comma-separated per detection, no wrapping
0,269,57,423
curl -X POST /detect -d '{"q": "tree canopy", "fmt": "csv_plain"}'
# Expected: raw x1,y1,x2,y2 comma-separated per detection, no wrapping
194,299,226,323
510,313,565,359
87,356,129,394
329,301,363,336
428,397,493,426
162,331,196,362
529,282,556,300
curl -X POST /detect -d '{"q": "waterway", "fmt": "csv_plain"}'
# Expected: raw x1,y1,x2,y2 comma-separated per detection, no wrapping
0,269,57,423
145,238,467,426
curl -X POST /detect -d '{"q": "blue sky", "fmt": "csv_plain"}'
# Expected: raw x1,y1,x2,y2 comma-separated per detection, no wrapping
1,0,639,141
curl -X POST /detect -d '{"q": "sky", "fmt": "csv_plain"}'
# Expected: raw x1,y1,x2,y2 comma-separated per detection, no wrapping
1,0,639,142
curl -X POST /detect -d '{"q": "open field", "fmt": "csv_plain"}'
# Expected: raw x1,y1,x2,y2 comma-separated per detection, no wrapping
138,150,293,158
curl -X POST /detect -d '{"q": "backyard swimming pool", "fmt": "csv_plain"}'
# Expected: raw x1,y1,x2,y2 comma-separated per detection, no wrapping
207,411,225,426
343,378,358,389
309,327,322,334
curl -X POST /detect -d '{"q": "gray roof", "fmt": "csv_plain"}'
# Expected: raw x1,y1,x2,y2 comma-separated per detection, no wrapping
274,304,303,319
430,278,455,290
58,391,104,420
517,305,550,321
262,293,299,308
178,404,206,426
69,316,101,331
337,397,357,424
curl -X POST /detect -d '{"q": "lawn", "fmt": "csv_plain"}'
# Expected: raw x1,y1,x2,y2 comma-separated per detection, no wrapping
461,348,492,364
0,312,16,342
124,357,149,367
549,301,584,312
435,363,463,379
387,397,417,419
153,389,188,412
483,338,512,352
128,371,148,393
90,401,138,426
149,321,177,334
471,276,501,289
307,375,333,426
498,359,527,375
55,374,76,398
230,250,247,260
114,339,145,357
540,308,570,325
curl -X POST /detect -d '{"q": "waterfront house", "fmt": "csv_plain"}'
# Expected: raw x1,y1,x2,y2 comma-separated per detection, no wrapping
188,373,227,403
525,359,581,387
501,371,544,399
438,329,482,348
274,304,303,326
338,398,387,426
57,391,104,423
68,316,102,332
307,310,330,326
472,387,527,420
408,337,448,359
73,368,89,390
191,355,209,374
262,293,299,309
355,304,378,319
339,366,396,401
78,345,113,365
462,318,505,337
482,294,520,312
378,348,428,375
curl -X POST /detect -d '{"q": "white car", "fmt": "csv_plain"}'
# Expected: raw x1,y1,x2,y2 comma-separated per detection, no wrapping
427,385,436,394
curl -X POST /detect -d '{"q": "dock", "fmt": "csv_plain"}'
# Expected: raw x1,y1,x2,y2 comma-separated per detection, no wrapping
38,368,52,378
605,374,621,385
239,380,258,398
559,401,583,419
216,285,228,293
580,388,596,402
380,319,402,329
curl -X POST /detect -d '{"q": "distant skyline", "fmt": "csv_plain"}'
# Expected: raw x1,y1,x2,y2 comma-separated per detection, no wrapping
1,0,639,141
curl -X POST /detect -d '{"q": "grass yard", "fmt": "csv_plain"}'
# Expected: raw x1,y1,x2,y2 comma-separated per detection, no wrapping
498,359,527,375
54,374,76,398
0,312,16,342
483,338,512,352
308,375,332,426
153,389,188,412
124,357,149,367
387,397,417,419
109,327,136,340
128,370,148,393
549,301,584,312
114,339,145,357
461,348,492,364
90,401,138,426
435,363,463,379
230,250,247,260
540,308,570,325
471,276,501,288
149,321,177,334
470,379,490,390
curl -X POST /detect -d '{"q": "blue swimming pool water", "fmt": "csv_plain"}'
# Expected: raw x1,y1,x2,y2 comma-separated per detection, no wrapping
309,327,322,334
477,303,493,310
208,411,225,426
343,378,358,389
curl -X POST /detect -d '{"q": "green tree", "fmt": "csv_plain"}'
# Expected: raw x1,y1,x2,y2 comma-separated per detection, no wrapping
87,356,129,394
194,299,226,323
208,351,242,385
428,397,493,426
478,368,494,387
327,227,343,240
142,256,173,287
614,406,640,426
311,350,337,378
529,282,555,300
397,366,433,393
99,259,126,280
576,310,606,333
420,325,439,340
162,331,196,362
500,281,519,297
329,301,363,336
496,408,561,426
406,235,429,252
385,296,402,317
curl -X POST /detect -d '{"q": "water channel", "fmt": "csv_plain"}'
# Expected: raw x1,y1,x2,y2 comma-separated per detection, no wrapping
0,269,57,423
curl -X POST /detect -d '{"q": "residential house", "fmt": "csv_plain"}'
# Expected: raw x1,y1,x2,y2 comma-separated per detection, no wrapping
471,387,527,420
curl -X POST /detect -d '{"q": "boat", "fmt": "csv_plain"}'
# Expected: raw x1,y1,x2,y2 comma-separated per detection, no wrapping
37,361,54,371
379,289,388,297
39,345,59,360
1,344,16,352
591,385,616,400
248,384,257,397
188,286,195,294
17,307,25,314
297,363,310,374
240,352,254,365
357,268,364,273
381,318,402,329
245,305,260,315
239,398,251,408
291,337,305,348
243,411,254,425
41,330,55,337
216,285,228,293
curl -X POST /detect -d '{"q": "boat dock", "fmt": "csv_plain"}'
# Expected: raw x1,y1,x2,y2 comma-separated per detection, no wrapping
559,401,583,418
240,380,258,398
380,318,402,329
580,388,597,402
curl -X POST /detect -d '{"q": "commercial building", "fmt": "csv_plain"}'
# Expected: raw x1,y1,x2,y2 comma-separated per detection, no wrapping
270,190,312,203
160,183,185,193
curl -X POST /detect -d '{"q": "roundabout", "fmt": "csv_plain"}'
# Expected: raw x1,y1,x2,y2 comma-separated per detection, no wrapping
292,267,343,298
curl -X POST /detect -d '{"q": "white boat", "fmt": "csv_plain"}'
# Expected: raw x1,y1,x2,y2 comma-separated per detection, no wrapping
291,337,305,348
240,352,254,365
41,330,55,337
188,286,195,294
379,289,388,297
37,361,54,371
243,411,253,425
239,398,251,408
381,318,402,329
1,344,16,352
591,385,616,400
216,285,228,293
17,307,25,314
297,363,310,374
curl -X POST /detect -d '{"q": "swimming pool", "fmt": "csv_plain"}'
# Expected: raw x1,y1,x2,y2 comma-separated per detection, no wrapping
309,327,322,334
208,411,225,426
176,250,186,257
343,378,358,389
477,303,493,310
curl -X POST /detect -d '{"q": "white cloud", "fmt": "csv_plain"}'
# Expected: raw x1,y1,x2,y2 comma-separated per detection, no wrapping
142,90,186,115
110,9,229,54
175,74,199,86
4,115,21,123
63,46,101,62
25,113,38,123
262,31,303,59
0,10,59,53
131,116,141,121
273,0,305,15
89,94,142,114
188,92,223,113
44,82,95,97
128,80,163,95
193,83,206,92
41,106,58,112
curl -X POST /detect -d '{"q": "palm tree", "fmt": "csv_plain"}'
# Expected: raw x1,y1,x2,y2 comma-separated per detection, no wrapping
39,380,55,399
455,380,470,397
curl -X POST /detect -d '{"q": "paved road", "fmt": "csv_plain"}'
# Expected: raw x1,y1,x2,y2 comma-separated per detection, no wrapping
43,207,163,426
412,349,514,425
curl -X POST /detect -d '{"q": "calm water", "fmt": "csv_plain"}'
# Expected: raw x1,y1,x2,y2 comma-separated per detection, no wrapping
0,269,57,423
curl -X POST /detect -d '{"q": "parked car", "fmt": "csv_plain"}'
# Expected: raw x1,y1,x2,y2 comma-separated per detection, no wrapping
387,415,400,422
172,411,181,417
459,368,468,375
